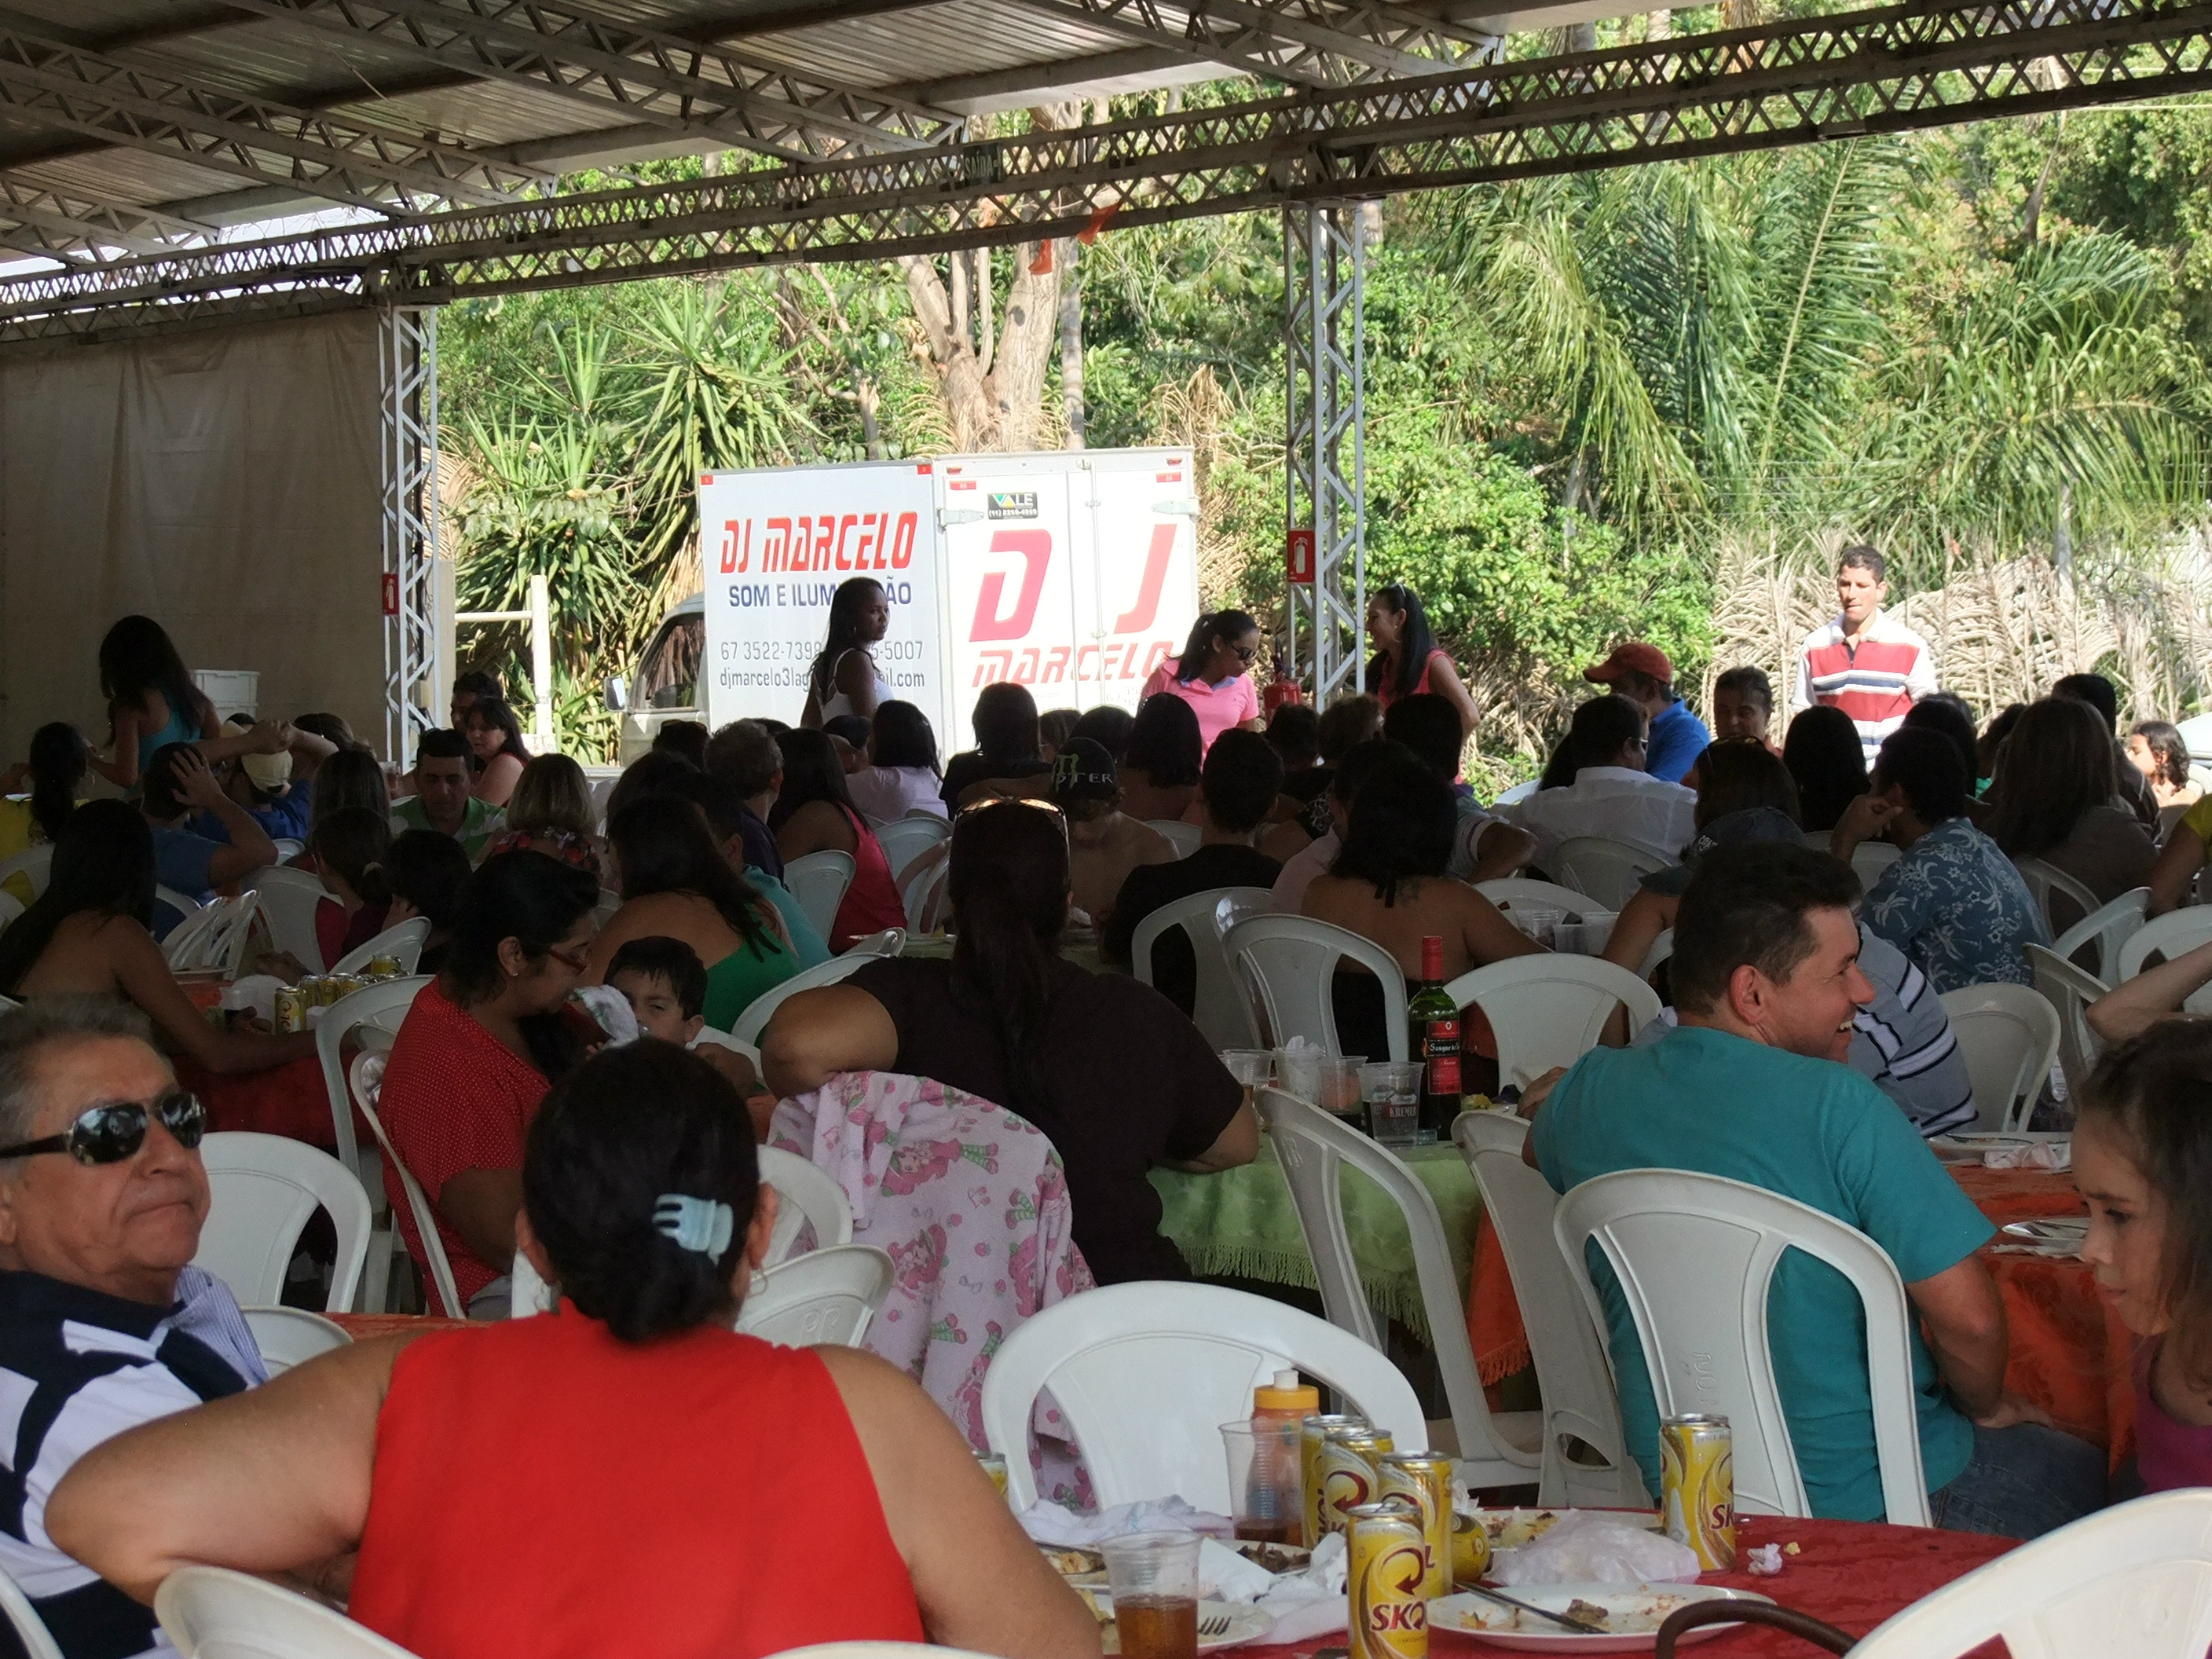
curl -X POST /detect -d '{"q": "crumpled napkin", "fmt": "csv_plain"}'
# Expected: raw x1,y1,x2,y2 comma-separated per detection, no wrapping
1249,1533,1348,1644
1984,1138,2070,1171
1017,1496,1232,1547
570,983,637,1045
1487,1511,1701,1586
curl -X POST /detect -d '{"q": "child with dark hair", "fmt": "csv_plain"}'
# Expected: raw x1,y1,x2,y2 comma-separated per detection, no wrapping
606,934,769,1127
386,828,471,976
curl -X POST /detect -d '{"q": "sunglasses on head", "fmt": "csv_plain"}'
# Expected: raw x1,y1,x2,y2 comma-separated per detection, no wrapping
0,1092,205,1166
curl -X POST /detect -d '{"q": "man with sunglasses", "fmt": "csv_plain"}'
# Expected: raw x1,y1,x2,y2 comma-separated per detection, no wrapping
0,998,266,1659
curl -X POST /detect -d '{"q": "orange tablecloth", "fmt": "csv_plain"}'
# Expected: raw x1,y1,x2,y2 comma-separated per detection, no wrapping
328,1313,471,1341
1467,1164,2134,1463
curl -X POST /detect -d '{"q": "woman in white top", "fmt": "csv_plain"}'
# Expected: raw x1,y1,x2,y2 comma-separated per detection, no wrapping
802,578,895,727
845,701,949,822
1503,691,1697,867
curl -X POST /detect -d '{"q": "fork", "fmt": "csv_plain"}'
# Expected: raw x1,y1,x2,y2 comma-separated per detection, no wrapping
1197,1614,1232,1638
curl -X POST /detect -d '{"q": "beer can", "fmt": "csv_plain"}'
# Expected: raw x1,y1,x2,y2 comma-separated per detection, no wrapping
367,954,401,979
1317,1425,1395,1540
1660,1413,1736,1570
274,985,308,1035
1376,1452,1452,1601
1346,1500,1429,1659
1301,1413,1365,1547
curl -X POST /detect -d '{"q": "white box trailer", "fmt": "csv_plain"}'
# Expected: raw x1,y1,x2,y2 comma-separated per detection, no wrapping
617,449,1202,760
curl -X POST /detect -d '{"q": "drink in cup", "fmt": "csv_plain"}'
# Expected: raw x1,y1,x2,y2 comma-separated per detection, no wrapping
1375,1451,1452,1600
1314,1055,1366,1118
1101,1530,1202,1659
1347,1500,1429,1659
1221,1421,1303,1544
1357,1061,1423,1148
1220,1049,1274,1115
1317,1424,1395,1538
1301,1412,1366,1545
1660,1412,1736,1570
1514,908,1564,950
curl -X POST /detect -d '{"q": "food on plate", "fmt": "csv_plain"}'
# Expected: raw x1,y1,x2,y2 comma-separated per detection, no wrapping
1447,1590,1702,1636
1042,1545,1107,1578
1563,1599,1612,1629
1477,1507,1563,1548
1232,1540,1309,1574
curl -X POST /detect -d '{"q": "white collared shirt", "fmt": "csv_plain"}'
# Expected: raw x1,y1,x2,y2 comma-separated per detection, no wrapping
1500,766,1697,868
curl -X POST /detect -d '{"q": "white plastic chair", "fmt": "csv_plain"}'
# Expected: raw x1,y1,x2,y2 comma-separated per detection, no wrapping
0,845,53,903
595,887,622,927
730,950,877,1047
1455,1110,1646,1509
1475,877,1597,917
1549,836,1675,910
1258,1090,1540,1485
1130,886,1271,1049
0,1563,62,1659
736,1242,894,1347
980,1280,1427,1511
240,1306,350,1375
1495,779,1540,807
318,976,430,1313
1849,840,1902,891
1444,955,1661,1092
2027,944,2110,1096
156,1566,427,1659
841,926,906,959
2116,904,2212,980
353,1082,464,1320
193,1133,372,1313
2049,886,2148,981
245,866,332,972
1640,927,1675,978
331,916,430,975
1554,1168,1932,1525
1224,914,1408,1060
899,853,949,933
757,1143,856,1265
1214,888,1273,937
1849,1488,2212,1659
272,838,306,862
163,892,261,974
2016,856,2104,936
153,885,203,940
0,891,20,935
1147,819,1203,858
873,815,950,881
1940,983,2061,1133
784,849,856,942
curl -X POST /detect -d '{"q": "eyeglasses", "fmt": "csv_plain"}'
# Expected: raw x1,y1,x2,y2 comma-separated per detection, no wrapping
1230,642,1259,662
0,1092,206,1166
955,794,1071,848
545,941,592,973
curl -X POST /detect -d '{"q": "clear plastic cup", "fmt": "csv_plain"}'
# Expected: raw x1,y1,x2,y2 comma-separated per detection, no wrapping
1221,1049,1276,1089
1220,1421,1303,1544
1101,1531,1202,1659
1572,910,1617,954
1276,1047,1321,1105
1314,1054,1366,1115
1514,907,1565,948
1358,1060,1423,1146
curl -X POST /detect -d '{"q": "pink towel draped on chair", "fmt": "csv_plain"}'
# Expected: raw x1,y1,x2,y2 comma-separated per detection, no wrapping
769,1071,1096,1501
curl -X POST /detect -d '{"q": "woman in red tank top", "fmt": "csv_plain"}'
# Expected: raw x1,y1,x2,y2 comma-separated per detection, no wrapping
49,1042,1100,1659
770,727,908,950
1364,584,1478,735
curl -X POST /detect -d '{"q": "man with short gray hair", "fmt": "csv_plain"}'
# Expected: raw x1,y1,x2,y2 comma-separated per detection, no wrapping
0,997,264,1659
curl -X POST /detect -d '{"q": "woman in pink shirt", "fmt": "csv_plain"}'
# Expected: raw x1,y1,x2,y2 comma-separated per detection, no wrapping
2075,1020,2212,1494
1139,609,1265,756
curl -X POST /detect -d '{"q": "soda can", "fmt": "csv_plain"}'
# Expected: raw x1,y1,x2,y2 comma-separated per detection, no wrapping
974,1452,1009,1499
274,985,308,1035
1346,1499,1428,1659
1376,1452,1452,1601
1660,1413,1736,1570
367,955,401,979
1300,1413,1365,1546
1317,1425,1394,1540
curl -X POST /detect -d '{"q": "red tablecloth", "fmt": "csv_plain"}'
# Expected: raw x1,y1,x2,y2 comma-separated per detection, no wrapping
1466,1164,2133,1464
328,1313,471,1341
184,1051,347,1151
1236,1516,2015,1658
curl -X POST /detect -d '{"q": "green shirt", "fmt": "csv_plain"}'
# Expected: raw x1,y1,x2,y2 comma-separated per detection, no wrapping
1533,1023,1993,1522
392,796,505,864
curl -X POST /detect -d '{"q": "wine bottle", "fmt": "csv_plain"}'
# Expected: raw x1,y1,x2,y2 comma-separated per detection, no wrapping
1408,934,1463,1134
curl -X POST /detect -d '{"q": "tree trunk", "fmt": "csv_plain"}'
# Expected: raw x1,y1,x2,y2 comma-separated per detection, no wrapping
972,248,994,377
1060,239,1086,450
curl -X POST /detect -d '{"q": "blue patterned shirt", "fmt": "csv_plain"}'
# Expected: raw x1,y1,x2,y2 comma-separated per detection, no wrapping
1862,817,2049,993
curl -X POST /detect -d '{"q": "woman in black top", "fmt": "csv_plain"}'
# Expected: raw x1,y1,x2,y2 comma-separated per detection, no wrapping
760,799,1255,1284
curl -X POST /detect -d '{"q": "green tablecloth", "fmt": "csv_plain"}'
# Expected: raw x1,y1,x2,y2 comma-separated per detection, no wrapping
1150,1141,1481,1347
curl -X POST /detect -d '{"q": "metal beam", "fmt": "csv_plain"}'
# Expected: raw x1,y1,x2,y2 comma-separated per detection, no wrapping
0,24,547,215
1002,0,1491,86
0,171,218,256
211,0,962,159
1284,203,1364,704
2,0,2209,339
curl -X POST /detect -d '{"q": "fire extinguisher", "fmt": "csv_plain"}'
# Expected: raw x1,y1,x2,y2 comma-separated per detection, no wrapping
1262,642,1302,715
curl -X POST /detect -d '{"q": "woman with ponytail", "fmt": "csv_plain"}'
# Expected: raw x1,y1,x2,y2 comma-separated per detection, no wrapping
1137,608,1266,756
309,806,395,965
762,798,1256,1283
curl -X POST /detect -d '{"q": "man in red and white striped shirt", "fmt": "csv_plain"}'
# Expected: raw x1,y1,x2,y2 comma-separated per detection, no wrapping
1792,545,1938,763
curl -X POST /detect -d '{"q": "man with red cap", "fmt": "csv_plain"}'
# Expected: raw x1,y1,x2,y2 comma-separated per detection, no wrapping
1583,642,1710,785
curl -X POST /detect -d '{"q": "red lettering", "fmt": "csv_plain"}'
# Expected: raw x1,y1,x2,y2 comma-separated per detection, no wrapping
1141,641,1173,678
1042,646,1071,683
811,517,833,571
833,513,859,571
764,517,793,573
1075,644,1100,683
1101,643,1123,678
969,529,1053,642
890,511,917,569
717,520,740,574
1014,648,1040,683
1111,525,1176,633
855,513,878,570
793,515,813,572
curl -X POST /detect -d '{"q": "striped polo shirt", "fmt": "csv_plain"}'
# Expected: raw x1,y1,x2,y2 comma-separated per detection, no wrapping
0,1269,262,1659
1850,926,1976,1138
1793,611,1938,761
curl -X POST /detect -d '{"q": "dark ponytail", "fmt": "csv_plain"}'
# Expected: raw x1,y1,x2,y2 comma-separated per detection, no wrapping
26,723,86,844
1173,609,1259,683
523,1040,761,1343
945,801,1069,1117
311,807,395,909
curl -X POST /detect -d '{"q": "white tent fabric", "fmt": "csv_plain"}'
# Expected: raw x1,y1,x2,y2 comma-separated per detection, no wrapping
0,311,386,760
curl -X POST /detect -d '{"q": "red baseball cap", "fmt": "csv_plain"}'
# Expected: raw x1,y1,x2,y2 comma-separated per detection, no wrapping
1584,642,1675,687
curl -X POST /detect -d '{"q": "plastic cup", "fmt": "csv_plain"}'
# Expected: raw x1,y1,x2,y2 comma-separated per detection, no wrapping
1514,907,1565,948
1276,1047,1321,1105
1221,1421,1303,1543
1358,1060,1423,1147
1314,1055,1366,1115
1101,1531,1202,1659
1573,910,1618,954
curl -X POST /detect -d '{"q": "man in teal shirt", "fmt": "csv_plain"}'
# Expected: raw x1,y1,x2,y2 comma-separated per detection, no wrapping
1529,842,2104,1536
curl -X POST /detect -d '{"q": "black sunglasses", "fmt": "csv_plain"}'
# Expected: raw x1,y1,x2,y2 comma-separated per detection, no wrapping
0,1093,206,1166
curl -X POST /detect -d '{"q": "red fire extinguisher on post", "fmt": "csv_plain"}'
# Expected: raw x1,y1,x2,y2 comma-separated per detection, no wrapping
1263,634,1302,716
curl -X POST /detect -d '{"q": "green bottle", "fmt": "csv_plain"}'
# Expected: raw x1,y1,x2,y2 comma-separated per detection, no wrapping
1408,934,1463,1134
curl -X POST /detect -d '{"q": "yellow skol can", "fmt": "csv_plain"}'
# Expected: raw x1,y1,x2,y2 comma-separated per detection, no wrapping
1448,1511,1491,1588
1347,1499,1429,1659
1375,1452,1452,1601
1300,1413,1365,1547
1316,1425,1394,1540
1660,1412,1736,1571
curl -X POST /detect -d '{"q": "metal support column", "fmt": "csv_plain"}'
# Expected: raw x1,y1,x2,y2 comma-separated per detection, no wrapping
1284,203,1365,705
379,305,443,765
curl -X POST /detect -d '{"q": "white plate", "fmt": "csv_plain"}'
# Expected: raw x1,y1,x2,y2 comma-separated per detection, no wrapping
1091,1597,1276,1653
1430,1583,1774,1652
